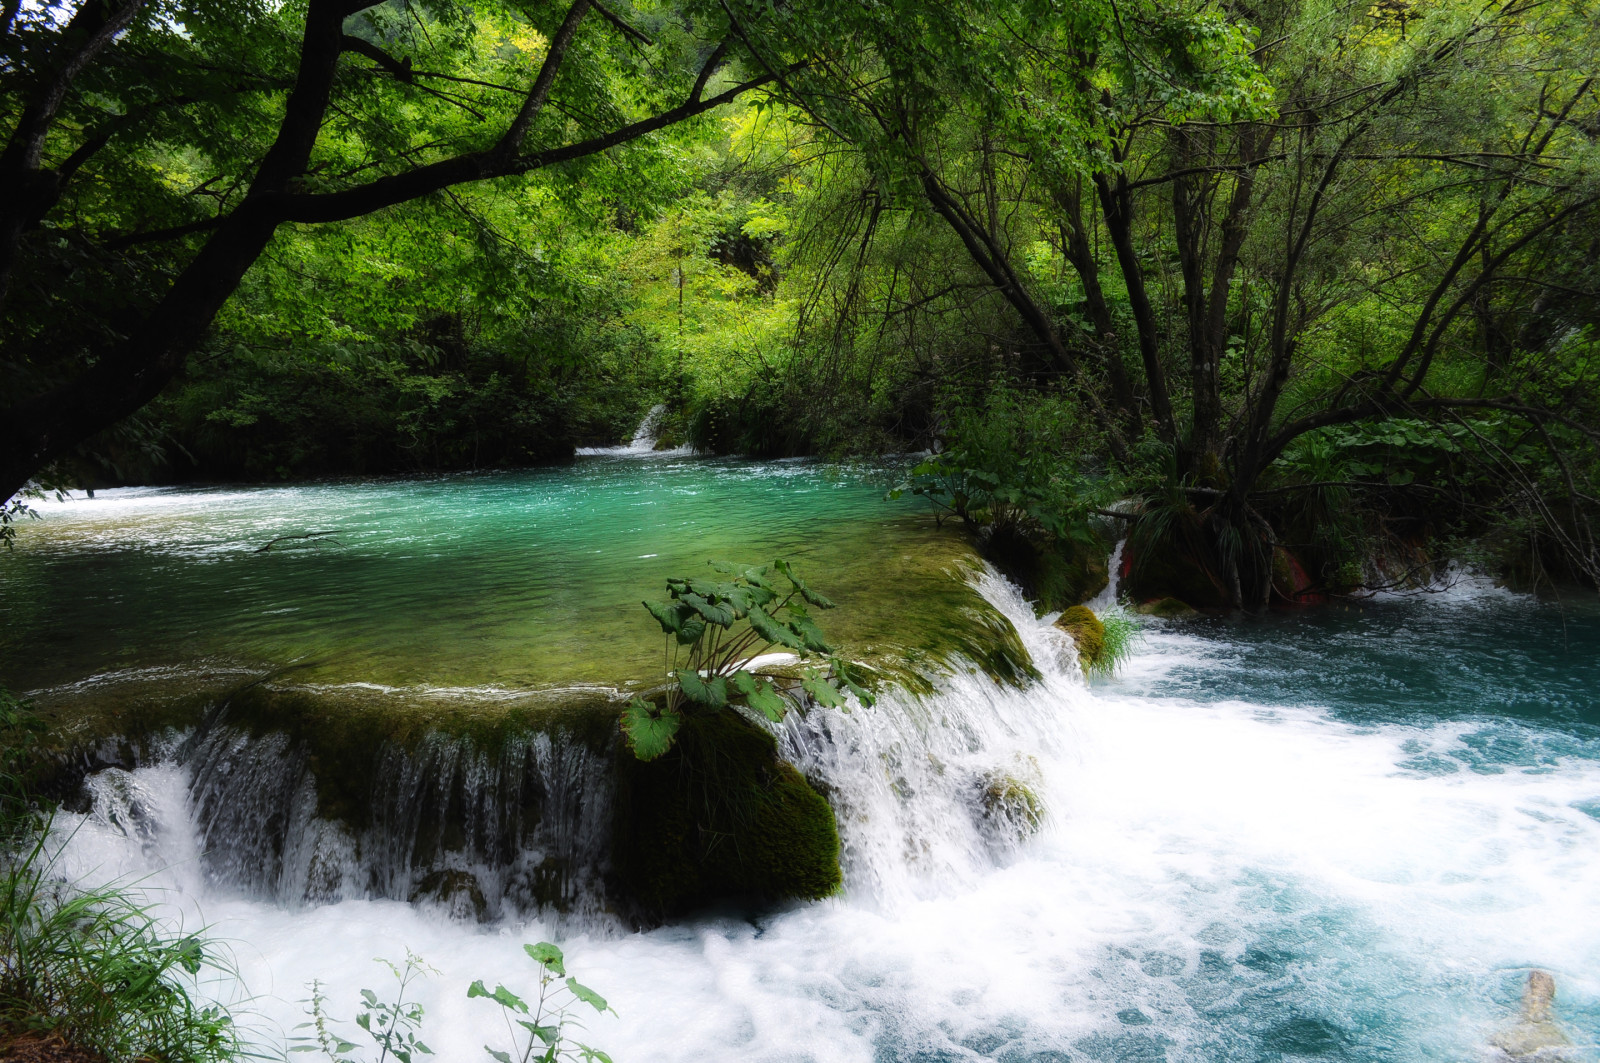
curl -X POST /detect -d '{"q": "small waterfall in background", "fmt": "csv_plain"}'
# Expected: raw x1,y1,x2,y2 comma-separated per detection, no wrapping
1087,537,1127,613
575,403,693,457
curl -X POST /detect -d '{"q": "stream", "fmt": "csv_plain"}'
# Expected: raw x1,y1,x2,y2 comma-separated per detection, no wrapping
4,452,1599,1062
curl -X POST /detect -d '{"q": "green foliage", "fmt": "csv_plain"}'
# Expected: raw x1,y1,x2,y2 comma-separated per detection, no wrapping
1094,609,1142,678
622,560,873,762
897,385,1105,546
296,945,615,1063
468,942,613,1063
293,954,433,1063
0,833,238,1061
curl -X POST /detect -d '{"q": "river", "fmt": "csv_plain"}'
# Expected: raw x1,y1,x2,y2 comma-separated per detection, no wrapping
5,453,1598,1062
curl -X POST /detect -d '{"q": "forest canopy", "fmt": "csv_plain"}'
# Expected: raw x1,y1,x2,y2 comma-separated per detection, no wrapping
3,0,1598,603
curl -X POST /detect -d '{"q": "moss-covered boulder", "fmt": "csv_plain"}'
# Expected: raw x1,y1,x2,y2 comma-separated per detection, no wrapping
979,772,1044,839
1053,605,1107,674
612,711,841,920
1136,597,1200,618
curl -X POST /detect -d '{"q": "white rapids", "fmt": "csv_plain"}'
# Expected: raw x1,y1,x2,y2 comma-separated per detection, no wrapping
44,569,1600,1062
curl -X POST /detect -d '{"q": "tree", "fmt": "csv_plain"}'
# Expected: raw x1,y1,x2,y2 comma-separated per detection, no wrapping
0,0,775,502
734,0,1600,603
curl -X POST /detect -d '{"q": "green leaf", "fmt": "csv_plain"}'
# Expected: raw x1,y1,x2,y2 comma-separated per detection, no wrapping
566,977,608,1013
485,1048,513,1063
467,979,528,1013
681,592,736,627
801,670,845,709
524,942,566,976
620,699,681,761
747,604,806,651
775,559,835,608
729,670,787,722
642,599,689,635
577,1046,614,1063
676,614,706,646
676,670,728,707
832,658,876,707
784,605,835,653
517,1020,560,1044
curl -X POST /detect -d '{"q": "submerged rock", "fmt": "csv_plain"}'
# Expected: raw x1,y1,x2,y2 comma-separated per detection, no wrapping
1053,605,1106,674
1490,971,1573,1059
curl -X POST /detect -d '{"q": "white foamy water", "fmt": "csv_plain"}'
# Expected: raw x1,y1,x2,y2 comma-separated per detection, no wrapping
46,571,1600,1062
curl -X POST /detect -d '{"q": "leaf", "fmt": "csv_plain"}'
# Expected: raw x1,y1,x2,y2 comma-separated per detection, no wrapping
676,670,728,707
729,670,787,722
620,699,681,761
577,1046,614,1063
831,658,875,707
566,977,608,1013
774,559,835,608
517,1020,560,1044
784,605,834,653
643,598,689,635
681,592,735,627
524,942,566,976
468,979,529,1013
801,670,844,708
676,614,706,646
747,604,806,651
485,1048,513,1063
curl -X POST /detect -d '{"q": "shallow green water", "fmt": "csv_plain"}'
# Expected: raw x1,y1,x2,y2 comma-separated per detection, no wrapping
0,455,975,703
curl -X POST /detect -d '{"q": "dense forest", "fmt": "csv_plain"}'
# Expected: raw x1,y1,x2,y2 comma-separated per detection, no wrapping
4,0,1599,606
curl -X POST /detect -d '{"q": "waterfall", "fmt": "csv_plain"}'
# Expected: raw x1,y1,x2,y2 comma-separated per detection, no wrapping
53,564,1083,924
1087,537,1127,613
575,403,692,457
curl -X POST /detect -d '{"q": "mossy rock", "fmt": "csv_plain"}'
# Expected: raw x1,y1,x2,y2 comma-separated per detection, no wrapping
410,868,488,921
1136,597,1199,618
979,772,1044,839
1053,605,1106,674
612,711,841,921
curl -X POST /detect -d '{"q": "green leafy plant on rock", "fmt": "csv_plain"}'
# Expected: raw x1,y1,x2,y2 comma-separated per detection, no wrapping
620,560,875,762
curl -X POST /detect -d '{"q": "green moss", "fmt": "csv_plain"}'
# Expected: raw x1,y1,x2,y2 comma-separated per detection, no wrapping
980,772,1044,838
1053,605,1106,674
612,711,841,920
1136,597,1200,618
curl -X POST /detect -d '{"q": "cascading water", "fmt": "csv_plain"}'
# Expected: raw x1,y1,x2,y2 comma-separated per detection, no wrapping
44,563,1600,1061
575,404,693,457
1087,537,1127,614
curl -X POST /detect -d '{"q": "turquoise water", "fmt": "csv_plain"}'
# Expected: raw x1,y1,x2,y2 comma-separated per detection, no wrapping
0,454,972,699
